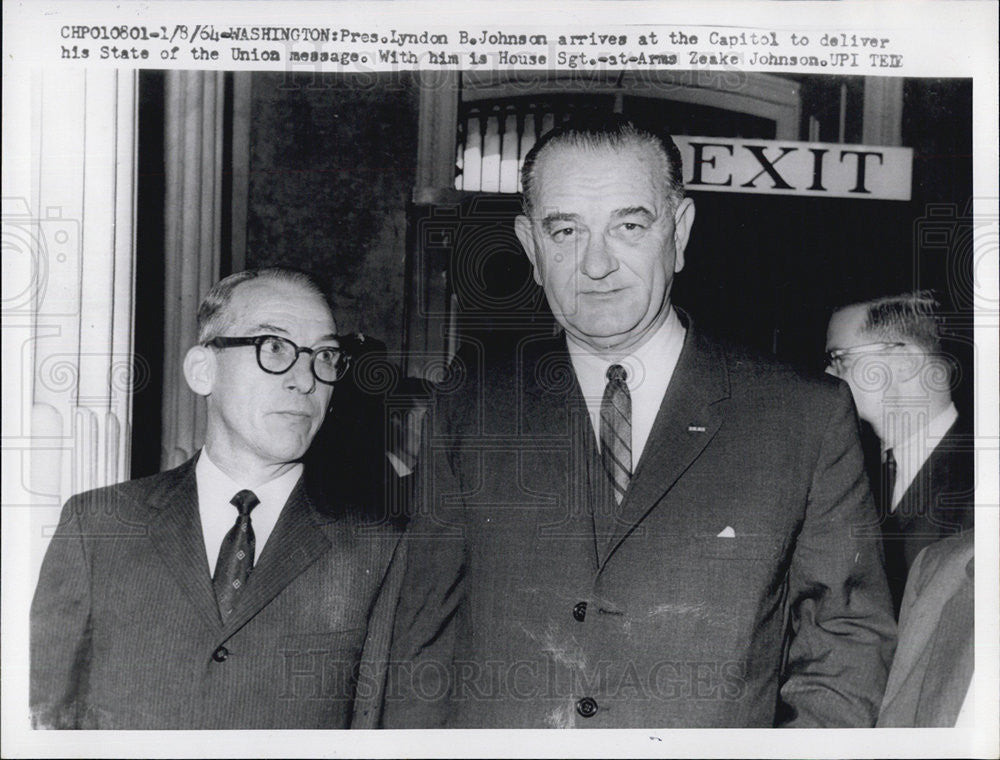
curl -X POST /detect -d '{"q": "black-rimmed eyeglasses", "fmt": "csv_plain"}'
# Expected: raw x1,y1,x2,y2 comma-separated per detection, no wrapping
204,335,351,384
824,342,906,373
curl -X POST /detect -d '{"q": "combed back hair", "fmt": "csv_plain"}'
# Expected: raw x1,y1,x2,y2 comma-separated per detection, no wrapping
197,267,330,343
519,112,685,216
857,290,944,355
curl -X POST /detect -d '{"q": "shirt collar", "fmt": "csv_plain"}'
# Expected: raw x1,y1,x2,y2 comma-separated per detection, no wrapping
565,307,686,466
887,402,958,457
566,306,685,392
197,447,304,511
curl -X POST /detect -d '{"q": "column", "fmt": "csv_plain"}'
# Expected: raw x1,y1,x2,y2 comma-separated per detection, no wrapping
3,69,139,581
413,70,459,204
160,71,225,469
862,77,904,146
405,72,459,380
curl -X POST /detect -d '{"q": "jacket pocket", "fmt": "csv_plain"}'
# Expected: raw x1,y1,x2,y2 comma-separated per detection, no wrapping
691,533,787,562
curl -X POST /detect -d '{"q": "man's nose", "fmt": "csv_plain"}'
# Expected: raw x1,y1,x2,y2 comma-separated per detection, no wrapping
284,352,317,393
579,232,617,279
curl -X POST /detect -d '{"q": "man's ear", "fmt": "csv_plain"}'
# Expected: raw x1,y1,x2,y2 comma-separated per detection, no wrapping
514,214,543,287
183,345,216,397
671,197,696,274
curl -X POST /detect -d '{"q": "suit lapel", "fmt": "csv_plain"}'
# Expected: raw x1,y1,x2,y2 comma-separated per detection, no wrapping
147,456,224,630
601,327,730,568
223,476,334,634
520,337,602,568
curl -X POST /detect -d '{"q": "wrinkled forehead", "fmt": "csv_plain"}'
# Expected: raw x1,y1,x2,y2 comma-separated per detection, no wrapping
532,140,671,205
226,278,336,334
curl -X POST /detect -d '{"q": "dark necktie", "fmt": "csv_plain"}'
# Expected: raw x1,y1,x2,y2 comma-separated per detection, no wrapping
600,364,632,506
880,448,897,513
878,448,906,615
213,489,259,621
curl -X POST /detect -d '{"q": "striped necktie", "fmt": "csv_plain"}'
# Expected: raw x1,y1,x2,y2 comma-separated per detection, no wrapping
600,364,632,505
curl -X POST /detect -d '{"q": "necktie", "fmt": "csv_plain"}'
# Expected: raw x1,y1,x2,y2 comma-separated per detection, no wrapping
880,448,897,513
879,448,906,615
213,489,259,621
600,364,632,506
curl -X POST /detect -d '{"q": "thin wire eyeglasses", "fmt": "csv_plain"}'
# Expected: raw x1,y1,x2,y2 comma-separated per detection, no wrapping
824,342,906,373
203,334,351,384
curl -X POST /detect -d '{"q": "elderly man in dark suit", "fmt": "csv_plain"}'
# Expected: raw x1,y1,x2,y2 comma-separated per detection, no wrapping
384,114,896,728
31,267,405,729
825,292,974,614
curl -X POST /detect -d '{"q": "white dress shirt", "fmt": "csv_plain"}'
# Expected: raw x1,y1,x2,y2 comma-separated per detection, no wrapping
567,307,686,468
888,403,959,510
196,448,302,574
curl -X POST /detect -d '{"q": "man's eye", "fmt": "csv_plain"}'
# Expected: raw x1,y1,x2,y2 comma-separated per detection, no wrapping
314,348,339,366
551,227,575,241
618,221,646,234
261,337,289,355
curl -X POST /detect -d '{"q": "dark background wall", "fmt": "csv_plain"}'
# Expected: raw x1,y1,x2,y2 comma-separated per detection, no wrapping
244,71,420,353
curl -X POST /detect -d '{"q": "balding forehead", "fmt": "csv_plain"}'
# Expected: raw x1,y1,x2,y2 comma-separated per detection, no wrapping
529,138,676,212
234,276,328,306
827,304,869,345
538,138,667,172
231,279,334,323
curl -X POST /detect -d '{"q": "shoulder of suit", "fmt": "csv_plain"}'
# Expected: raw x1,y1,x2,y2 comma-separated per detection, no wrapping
924,415,974,486
430,334,563,414
302,468,408,533
695,328,843,398
64,457,195,524
911,530,974,591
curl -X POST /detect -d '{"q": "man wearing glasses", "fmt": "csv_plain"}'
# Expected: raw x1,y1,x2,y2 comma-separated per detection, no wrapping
825,291,973,614
31,267,405,728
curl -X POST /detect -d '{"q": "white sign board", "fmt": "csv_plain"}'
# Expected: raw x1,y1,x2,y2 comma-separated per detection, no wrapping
674,136,913,200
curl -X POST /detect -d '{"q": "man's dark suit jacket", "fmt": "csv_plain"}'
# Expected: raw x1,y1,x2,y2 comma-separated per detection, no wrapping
881,418,974,614
878,530,974,726
384,320,897,728
30,455,405,729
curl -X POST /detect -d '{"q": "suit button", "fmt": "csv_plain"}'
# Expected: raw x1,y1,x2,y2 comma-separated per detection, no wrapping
572,601,587,622
212,646,229,662
576,697,598,718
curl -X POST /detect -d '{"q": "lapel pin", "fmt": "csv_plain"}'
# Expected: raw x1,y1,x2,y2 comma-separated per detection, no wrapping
688,424,706,433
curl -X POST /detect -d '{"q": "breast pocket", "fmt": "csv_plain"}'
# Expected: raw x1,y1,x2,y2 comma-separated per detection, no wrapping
692,532,788,563
683,532,790,630
269,629,366,659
